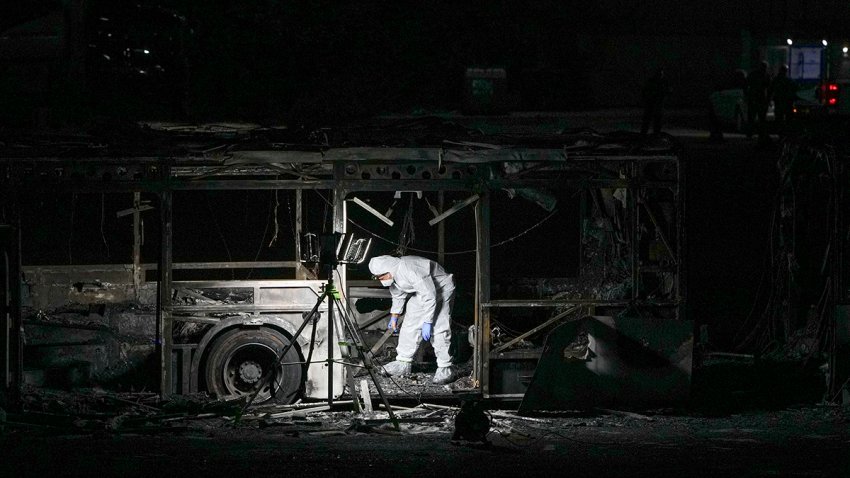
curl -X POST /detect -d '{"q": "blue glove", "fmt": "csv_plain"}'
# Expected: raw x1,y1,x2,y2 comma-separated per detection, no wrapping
422,322,433,341
388,315,399,333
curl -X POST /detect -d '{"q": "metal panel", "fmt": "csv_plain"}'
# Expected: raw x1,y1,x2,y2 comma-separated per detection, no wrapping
171,344,196,395
519,315,693,411
489,350,541,396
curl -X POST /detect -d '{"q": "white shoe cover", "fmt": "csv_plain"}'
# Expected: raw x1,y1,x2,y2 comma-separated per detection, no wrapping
432,366,457,384
381,360,412,376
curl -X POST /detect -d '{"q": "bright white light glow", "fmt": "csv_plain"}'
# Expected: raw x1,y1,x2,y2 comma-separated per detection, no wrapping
786,38,793,45
822,39,828,46
143,49,150,54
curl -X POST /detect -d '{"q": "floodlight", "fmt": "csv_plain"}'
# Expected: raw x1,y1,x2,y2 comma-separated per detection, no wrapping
300,232,372,267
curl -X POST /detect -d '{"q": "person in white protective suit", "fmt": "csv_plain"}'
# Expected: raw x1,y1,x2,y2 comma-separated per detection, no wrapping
368,255,457,385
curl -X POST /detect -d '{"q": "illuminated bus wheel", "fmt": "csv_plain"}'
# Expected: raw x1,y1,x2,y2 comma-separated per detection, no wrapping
204,327,303,404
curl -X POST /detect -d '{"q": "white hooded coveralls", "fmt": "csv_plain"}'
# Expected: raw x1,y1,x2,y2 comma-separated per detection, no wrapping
368,255,455,368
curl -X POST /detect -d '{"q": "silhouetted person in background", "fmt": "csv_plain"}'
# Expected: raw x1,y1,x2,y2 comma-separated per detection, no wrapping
770,64,797,136
709,69,748,143
641,68,669,135
745,61,771,141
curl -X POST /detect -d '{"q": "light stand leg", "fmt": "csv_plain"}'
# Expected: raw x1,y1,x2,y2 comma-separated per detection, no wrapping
241,267,399,432
334,297,400,430
326,274,334,407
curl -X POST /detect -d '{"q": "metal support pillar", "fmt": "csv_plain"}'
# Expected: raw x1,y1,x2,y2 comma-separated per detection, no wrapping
157,187,173,398
326,268,335,407
629,161,640,302
474,193,491,394
832,153,847,403
676,156,686,320
132,192,143,301
295,189,306,279
329,164,348,405
438,191,445,264
0,225,22,407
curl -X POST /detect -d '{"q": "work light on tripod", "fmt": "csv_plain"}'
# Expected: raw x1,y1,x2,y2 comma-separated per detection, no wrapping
300,232,372,267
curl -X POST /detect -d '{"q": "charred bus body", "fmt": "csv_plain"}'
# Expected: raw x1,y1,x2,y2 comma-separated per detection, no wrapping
1,121,687,408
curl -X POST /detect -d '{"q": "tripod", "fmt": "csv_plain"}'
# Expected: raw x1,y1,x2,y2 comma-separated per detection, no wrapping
242,265,399,430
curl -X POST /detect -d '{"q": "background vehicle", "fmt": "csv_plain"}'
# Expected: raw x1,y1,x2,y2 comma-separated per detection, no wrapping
709,70,775,133
795,80,850,116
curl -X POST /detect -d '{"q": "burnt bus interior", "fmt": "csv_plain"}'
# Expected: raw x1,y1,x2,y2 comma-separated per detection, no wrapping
1,121,687,409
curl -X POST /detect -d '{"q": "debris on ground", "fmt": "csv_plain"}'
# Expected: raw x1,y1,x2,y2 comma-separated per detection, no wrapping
3,384,848,456
5,387,246,435
356,360,477,398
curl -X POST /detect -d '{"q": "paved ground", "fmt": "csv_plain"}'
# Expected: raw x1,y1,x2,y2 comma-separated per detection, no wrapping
1,403,848,477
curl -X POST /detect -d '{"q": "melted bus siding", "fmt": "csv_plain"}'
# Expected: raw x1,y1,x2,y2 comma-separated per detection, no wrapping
1,122,686,407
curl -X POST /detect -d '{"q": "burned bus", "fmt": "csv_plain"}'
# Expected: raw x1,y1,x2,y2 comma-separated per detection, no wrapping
1,119,687,409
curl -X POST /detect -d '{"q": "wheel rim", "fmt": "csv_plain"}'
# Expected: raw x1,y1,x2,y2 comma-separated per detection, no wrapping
221,341,279,400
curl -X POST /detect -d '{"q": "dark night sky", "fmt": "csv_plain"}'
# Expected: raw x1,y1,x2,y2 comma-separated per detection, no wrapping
4,0,850,123
5,0,848,36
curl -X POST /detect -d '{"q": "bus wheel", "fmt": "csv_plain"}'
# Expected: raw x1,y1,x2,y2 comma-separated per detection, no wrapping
204,327,303,404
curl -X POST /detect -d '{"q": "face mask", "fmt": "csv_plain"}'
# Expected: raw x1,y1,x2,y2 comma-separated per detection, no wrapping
380,278,394,287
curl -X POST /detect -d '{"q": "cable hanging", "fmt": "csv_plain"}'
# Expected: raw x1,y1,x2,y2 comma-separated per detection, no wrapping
268,188,280,247
68,192,77,265
204,192,234,277
100,193,110,259
312,189,558,256
734,141,838,356
395,193,416,255
375,208,559,256
246,190,275,280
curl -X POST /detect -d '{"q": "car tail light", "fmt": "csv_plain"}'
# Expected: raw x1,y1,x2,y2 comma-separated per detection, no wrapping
820,82,840,106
